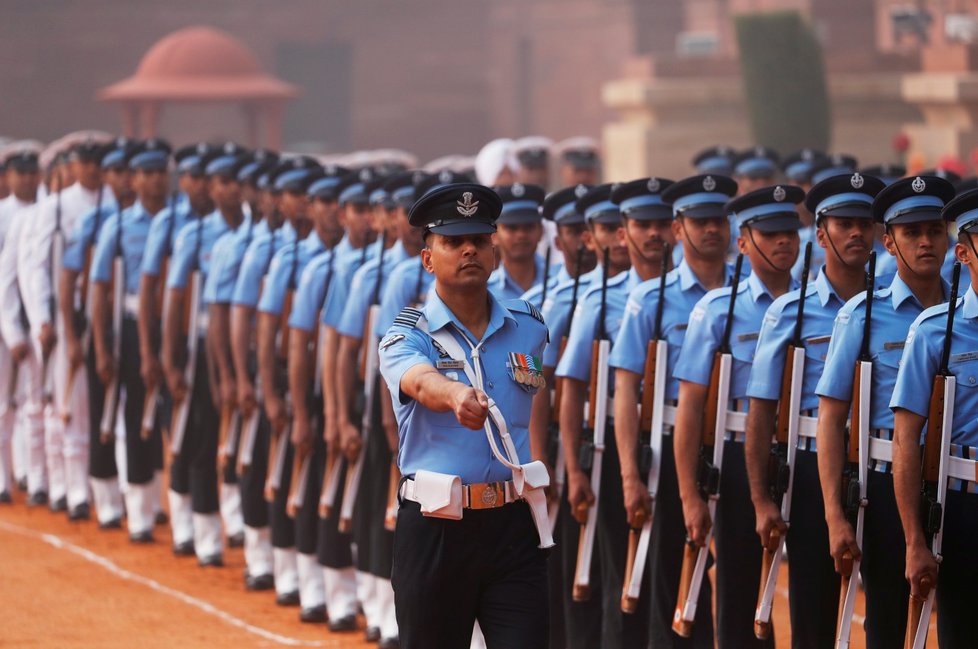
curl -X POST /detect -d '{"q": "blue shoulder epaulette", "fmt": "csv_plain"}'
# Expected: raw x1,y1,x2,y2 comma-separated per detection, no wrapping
505,299,546,325
393,306,424,328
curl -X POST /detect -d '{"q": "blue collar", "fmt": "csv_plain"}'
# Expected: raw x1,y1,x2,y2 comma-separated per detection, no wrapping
676,258,736,292
886,272,949,310
424,288,516,344
813,266,845,308
963,284,978,320
748,271,797,302
495,253,546,290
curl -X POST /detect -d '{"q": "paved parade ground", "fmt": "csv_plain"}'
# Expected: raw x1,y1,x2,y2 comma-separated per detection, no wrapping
0,487,935,648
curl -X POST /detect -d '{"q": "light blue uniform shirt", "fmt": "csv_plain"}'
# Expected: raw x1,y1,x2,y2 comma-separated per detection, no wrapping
378,291,548,483
336,241,408,338
89,200,156,295
610,259,736,401
231,223,296,308
257,232,327,316
540,266,602,368
816,273,948,431
63,199,119,272
747,267,846,411
675,272,797,405
141,202,196,277
373,255,433,338
165,210,232,290
488,253,550,301
518,264,565,310
289,237,353,332
203,215,262,304
555,267,641,385
891,285,978,447
320,241,375,330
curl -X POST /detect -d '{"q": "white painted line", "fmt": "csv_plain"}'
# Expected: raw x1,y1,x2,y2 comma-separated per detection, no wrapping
0,520,336,647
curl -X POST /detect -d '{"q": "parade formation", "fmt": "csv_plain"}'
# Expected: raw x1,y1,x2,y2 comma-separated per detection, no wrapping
1,130,977,649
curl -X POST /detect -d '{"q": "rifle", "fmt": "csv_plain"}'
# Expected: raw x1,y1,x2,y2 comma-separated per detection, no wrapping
754,241,812,638
547,244,585,532
339,232,388,532
98,247,126,445
673,253,744,637
217,405,241,472
905,261,961,649
287,306,326,517
836,250,876,649
266,244,299,502
572,247,611,602
622,243,671,613
539,246,551,310
169,224,204,458
42,184,65,407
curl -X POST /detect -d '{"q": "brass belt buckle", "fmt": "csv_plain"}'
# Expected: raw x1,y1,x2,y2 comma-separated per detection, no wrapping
468,482,502,509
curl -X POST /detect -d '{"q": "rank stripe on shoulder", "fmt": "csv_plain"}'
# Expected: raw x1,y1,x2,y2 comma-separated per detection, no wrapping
393,306,423,328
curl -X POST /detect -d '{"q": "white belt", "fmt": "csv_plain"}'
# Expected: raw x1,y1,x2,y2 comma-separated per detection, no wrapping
725,411,746,433
196,311,209,337
123,294,140,318
399,478,518,510
869,437,892,463
948,456,978,483
798,415,818,439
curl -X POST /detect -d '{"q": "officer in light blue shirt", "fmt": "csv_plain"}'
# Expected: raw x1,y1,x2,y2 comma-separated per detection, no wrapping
379,183,550,648
744,172,884,647
611,173,737,649
488,183,552,301
89,140,172,542
673,182,801,649
815,174,953,649
890,188,978,647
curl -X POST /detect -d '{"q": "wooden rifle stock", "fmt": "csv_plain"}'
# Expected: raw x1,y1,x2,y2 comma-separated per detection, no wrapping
673,541,700,637
573,340,602,602
385,461,400,531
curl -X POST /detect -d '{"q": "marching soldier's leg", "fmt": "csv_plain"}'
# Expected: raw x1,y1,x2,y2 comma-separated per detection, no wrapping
860,471,909,648
61,340,91,518
24,349,48,503
168,380,196,554
86,341,121,526
784,450,838,649
595,429,649,649
220,447,245,547
188,349,223,566
352,402,379,638
13,402,28,491
296,434,326,623
714,442,772,649
238,410,273,590
558,490,603,649
934,489,978,646
318,456,359,632
648,435,714,649
151,402,166,525
546,504,565,649
44,344,69,510
270,431,300,604
0,342,15,501
368,410,397,645
121,318,156,541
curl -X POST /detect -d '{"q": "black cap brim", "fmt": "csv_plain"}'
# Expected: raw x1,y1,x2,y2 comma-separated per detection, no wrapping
746,214,803,232
678,204,727,219
817,205,873,221
427,220,497,236
886,208,944,226
497,208,542,225
621,205,673,221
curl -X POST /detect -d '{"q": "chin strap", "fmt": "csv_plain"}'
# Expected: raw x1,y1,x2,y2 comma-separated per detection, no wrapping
746,226,793,273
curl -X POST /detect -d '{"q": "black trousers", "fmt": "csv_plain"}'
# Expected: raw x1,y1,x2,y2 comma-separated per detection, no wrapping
86,337,116,480
120,318,157,486
556,487,602,649
294,430,324,555
269,432,296,549
648,434,714,648
238,411,270,529
367,410,395,579
714,441,774,649
860,471,908,648
317,455,355,569
936,489,978,648
352,380,375,573
784,450,839,649
169,346,219,514
392,499,549,649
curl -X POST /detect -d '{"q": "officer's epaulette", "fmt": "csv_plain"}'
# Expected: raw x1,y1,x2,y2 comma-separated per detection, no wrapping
393,306,424,328
506,299,545,325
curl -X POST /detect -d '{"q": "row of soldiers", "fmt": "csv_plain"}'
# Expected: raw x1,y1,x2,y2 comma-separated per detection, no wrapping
1,130,976,649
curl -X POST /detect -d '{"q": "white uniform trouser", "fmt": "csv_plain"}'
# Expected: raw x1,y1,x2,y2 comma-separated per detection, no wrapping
44,339,89,508
17,347,46,495
323,566,358,620
0,341,16,493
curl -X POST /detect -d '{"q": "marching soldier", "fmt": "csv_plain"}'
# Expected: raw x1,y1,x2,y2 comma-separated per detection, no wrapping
487,183,553,301
514,136,553,189
162,146,249,566
816,175,954,648
0,142,41,503
22,133,112,519
692,146,735,177
612,174,737,648
89,139,172,542
378,182,552,648
891,188,978,647
555,137,601,187
558,180,675,648
732,147,781,195
744,172,883,647
673,182,801,648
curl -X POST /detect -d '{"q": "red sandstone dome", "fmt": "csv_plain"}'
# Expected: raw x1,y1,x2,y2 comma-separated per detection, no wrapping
98,26,297,101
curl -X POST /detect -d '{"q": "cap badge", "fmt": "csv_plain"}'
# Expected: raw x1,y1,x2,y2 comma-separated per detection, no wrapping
717,145,729,155
912,176,926,193
755,146,765,157
359,168,372,182
574,184,588,198
773,186,786,202
223,142,236,155
439,170,453,184
802,149,813,161
512,183,525,198
703,176,716,192
850,173,864,189
647,178,660,193
457,192,479,217
196,142,209,155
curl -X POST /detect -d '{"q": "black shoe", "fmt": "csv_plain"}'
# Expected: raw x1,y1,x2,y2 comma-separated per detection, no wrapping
16,478,27,492
0,491,11,504
172,541,196,557
198,554,224,568
227,532,245,548
379,638,400,649
328,615,358,633
129,531,155,544
300,604,327,624
154,511,169,526
49,496,67,513
365,626,381,642
68,503,90,521
99,517,123,530
245,573,274,591
27,491,48,507
275,590,300,607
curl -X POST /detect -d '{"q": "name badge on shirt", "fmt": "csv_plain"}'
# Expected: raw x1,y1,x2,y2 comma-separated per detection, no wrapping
436,359,465,370
508,353,545,390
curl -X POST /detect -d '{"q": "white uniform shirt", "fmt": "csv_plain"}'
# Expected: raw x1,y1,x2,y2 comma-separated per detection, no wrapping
0,200,35,347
